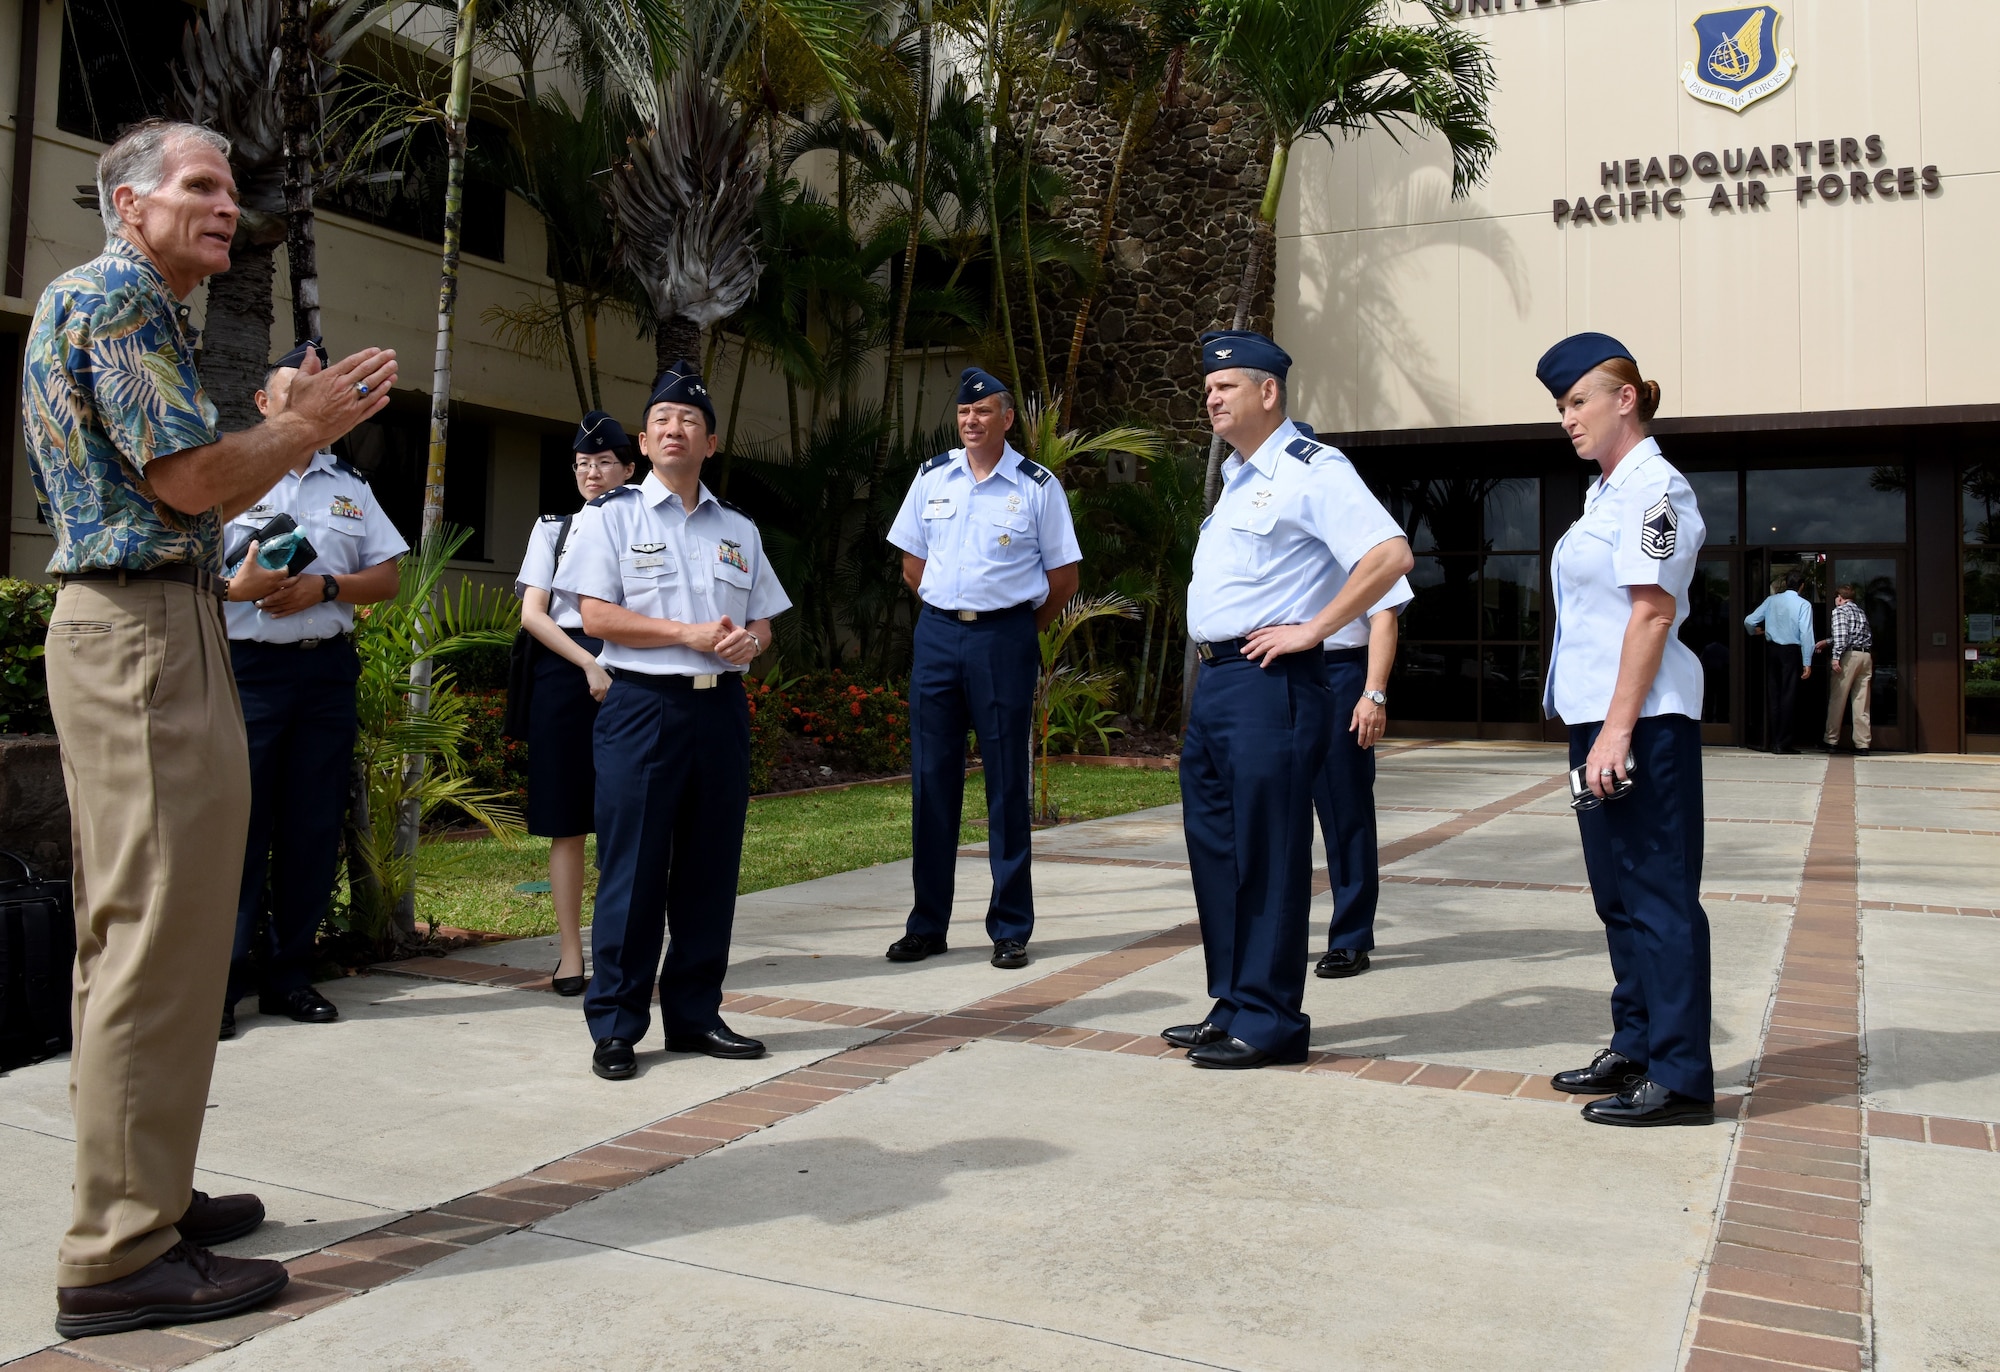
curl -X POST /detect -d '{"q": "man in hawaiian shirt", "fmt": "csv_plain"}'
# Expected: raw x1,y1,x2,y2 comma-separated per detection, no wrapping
22,118,396,1337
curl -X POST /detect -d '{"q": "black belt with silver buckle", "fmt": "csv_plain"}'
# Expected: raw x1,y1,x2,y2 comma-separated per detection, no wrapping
924,602,1033,623
607,667,730,691
1194,638,1247,665
235,634,354,651
56,565,225,600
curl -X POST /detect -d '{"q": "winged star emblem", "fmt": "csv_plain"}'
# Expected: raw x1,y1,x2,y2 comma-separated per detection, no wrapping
1214,348,1233,358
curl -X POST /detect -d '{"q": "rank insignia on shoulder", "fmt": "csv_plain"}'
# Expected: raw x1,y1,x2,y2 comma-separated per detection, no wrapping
920,452,952,474
330,496,364,520
631,542,667,555
1284,438,1320,464
589,485,637,506
539,511,565,523
332,456,363,479
1641,494,1678,560
1020,460,1051,486
717,539,749,572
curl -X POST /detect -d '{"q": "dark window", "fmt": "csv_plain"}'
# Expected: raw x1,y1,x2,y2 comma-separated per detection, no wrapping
540,433,581,516
57,0,197,144
335,409,489,559
1746,465,1906,545
1685,470,1740,546
1965,460,2000,737
321,118,507,263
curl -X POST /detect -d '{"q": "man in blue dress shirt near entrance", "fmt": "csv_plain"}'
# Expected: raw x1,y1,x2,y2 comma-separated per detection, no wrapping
886,367,1081,970
1745,572,1815,754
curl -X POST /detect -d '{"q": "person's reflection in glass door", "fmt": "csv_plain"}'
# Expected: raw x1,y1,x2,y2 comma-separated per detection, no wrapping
1680,560,1735,742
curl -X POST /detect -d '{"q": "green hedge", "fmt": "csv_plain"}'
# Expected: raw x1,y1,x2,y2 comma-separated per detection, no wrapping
0,579,55,734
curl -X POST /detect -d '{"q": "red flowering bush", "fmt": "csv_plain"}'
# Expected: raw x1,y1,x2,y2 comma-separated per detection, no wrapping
449,688,529,817
780,672,911,774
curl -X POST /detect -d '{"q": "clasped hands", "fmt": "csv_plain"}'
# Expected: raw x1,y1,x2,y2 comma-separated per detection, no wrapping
681,615,761,666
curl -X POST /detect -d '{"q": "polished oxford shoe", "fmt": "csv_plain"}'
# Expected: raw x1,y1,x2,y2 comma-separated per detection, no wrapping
1314,949,1370,979
219,1004,236,1040
178,1190,265,1247
1161,1022,1228,1050
1551,1048,1647,1096
886,933,948,962
259,986,339,1023
667,1025,766,1059
1581,1079,1715,1127
55,1241,288,1339
1189,1036,1293,1070
991,939,1028,969
592,1038,637,1080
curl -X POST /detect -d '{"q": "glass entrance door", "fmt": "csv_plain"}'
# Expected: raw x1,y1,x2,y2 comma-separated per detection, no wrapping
1679,555,1741,746
1827,555,1903,751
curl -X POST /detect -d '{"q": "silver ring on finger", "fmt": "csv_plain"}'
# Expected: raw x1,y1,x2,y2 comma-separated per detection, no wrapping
356,382,369,397
1600,768,1614,776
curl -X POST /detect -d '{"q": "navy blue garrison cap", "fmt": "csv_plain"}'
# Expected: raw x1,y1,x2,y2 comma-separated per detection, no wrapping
955,367,1009,405
646,359,715,430
1200,330,1291,378
573,410,630,456
269,337,328,372
1536,332,1636,398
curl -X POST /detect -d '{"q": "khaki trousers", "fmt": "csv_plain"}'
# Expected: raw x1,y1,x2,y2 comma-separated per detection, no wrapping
46,580,250,1287
1824,650,1874,751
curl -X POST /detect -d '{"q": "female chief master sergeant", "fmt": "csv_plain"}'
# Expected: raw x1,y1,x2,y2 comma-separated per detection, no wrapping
1539,332,1714,1127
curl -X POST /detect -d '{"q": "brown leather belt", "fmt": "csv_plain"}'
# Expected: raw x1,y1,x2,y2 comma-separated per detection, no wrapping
55,565,225,600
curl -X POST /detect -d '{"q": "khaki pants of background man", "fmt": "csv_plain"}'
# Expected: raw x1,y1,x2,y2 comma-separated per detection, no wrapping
46,579,249,1287
1824,649,1874,751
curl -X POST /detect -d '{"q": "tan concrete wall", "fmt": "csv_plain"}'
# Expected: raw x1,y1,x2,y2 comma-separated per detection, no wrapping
1275,0,2000,434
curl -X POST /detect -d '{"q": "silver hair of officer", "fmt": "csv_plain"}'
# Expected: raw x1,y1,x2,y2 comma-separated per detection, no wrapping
94,119,232,236
1237,366,1287,411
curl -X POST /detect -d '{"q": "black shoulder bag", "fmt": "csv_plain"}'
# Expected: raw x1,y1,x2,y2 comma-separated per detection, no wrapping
502,514,574,741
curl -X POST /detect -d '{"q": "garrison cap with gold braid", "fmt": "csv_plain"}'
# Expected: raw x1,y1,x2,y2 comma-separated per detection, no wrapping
646,359,715,430
269,337,329,372
1199,329,1291,378
572,410,629,455
955,366,1008,404
1536,332,1636,398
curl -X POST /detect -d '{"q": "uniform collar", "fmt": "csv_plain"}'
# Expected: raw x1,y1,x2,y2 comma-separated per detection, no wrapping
296,450,339,480
1601,436,1664,491
955,442,1026,485
1228,420,1294,481
640,470,715,514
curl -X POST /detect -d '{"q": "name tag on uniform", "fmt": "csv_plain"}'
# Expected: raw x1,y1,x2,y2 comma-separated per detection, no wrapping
244,504,277,520
330,496,364,520
923,496,955,520
630,555,666,570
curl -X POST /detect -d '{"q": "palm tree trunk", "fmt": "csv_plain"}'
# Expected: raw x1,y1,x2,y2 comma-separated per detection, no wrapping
277,0,320,344
981,0,1023,394
1061,100,1145,430
786,375,801,458
1017,10,1070,406
724,335,750,455
877,3,931,464
583,303,602,409
201,238,278,432
655,314,701,376
551,274,589,415
1201,136,1285,511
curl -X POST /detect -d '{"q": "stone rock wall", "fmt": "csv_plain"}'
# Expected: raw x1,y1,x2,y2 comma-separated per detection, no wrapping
0,736,71,879
1034,55,1274,451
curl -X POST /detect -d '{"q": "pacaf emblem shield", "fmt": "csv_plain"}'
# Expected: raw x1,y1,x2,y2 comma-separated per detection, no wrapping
1682,6,1796,112
1641,494,1678,561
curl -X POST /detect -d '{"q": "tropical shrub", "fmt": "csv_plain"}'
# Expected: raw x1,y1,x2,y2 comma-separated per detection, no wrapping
779,671,912,774
451,688,529,815
0,579,54,734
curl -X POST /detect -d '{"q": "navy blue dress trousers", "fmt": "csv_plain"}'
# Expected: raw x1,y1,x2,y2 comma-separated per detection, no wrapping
227,637,362,1004
586,672,751,1044
1311,646,1379,953
1180,649,1331,1061
1569,713,1714,1102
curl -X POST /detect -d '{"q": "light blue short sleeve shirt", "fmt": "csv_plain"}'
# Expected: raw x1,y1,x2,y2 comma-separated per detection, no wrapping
886,443,1083,611
1187,426,1407,644
1545,438,1707,724
224,452,409,644
553,472,792,677
515,513,587,631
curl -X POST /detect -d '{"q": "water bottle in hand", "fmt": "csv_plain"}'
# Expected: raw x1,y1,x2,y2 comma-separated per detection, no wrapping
255,530,305,571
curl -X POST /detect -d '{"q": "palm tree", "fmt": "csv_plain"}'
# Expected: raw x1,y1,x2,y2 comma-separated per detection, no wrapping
1192,0,1497,504
1033,591,1140,821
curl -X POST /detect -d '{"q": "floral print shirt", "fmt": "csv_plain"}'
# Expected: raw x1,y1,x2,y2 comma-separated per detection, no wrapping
22,236,223,573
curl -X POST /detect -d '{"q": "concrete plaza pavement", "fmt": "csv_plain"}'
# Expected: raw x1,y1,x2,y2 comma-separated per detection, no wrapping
1,742,1996,1371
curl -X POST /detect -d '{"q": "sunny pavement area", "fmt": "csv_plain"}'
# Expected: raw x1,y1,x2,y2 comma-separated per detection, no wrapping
2,741,1996,1371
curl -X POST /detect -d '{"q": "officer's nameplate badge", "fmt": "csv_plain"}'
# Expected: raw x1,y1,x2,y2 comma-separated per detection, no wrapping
330,496,364,520
923,496,955,519
717,539,749,573
630,541,668,570
1641,495,1678,560
245,504,277,520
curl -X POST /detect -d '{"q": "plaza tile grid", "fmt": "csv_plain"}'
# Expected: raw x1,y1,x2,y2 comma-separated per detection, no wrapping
5,746,1991,1371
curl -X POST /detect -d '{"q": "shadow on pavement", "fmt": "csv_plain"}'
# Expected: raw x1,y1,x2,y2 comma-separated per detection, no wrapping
1310,983,1745,1060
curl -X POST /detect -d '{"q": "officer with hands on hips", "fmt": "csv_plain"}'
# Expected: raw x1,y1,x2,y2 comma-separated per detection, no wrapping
1302,411,1414,981
219,338,409,1038
1165,332,1413,1069
553,361,791,1082
885,366,1081,970
1538,331,1715,1126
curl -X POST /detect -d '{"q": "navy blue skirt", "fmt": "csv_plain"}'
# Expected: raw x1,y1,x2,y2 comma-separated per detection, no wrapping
526,630,603,837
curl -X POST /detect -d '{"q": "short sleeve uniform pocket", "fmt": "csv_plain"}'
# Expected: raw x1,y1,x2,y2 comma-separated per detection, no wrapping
1226,507,1281,575
620,553,678,618
712,558,754,621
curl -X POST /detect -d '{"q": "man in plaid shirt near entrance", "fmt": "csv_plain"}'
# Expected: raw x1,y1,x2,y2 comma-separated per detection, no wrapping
1817,583,1874,754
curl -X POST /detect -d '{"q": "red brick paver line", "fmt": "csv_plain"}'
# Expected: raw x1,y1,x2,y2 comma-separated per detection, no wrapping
1866,1110,2000,1151
1858,899,2000,919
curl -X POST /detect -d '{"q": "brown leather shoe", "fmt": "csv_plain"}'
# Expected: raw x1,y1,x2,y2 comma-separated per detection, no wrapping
55,1240,289,1339
179,1189,266,1247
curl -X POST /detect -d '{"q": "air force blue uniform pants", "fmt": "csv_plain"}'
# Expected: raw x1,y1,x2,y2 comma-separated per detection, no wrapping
227,638,360,1006
586,672,750,1044
1311,646,1378,953
1570,713,1715,1102
906,605,1037,945
1181,650,1331,1061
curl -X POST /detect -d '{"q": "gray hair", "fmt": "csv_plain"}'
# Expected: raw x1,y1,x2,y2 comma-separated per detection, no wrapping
96,119,232,235
1238,366,1287,411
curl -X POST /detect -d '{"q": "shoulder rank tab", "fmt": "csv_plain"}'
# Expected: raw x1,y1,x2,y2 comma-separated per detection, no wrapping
538,511,566,523
1018,458,1052,487
588,485,638,507
714,496,750,518
920,452,952,474
332,456,364,480
1284,437,1321,465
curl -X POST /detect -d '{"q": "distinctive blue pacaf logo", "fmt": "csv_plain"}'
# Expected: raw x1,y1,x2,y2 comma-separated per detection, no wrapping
1682,6,1796,112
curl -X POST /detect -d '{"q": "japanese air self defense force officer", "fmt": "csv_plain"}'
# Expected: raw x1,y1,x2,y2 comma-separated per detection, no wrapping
1539,332,1716,1126
885,367,1081,970
220,339,408,1039
515,411,637,998
554,362,791,1082
1165,332,1413,1069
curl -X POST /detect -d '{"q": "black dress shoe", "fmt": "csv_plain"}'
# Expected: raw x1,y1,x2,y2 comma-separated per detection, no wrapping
550,962,586,997
1581,1079,1715,1127
1551,1048,1647,1096
1161,1021,1228,1049
179,1190,266,1247
259,986,339,1023
592,1038,637,1080
1314,949,1370,979
666,1025,766,1059
55,1241,289,1339
219,1004,236,1041
886,933,948,962
1774,745,1800,755
1188,1036,1289,1070
991,939,1028,969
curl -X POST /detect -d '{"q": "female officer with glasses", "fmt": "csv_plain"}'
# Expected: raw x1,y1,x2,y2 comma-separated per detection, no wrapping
1539,333,1714,1127
514,412,636,995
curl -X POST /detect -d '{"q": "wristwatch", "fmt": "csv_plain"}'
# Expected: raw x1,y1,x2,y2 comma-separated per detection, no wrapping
320,573,340,603
1362,689,1388,707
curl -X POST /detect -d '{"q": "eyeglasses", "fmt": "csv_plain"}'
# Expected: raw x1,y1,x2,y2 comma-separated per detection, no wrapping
574,459,628,473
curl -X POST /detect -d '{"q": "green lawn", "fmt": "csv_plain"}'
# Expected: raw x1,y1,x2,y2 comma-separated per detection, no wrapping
413,761,1181,941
